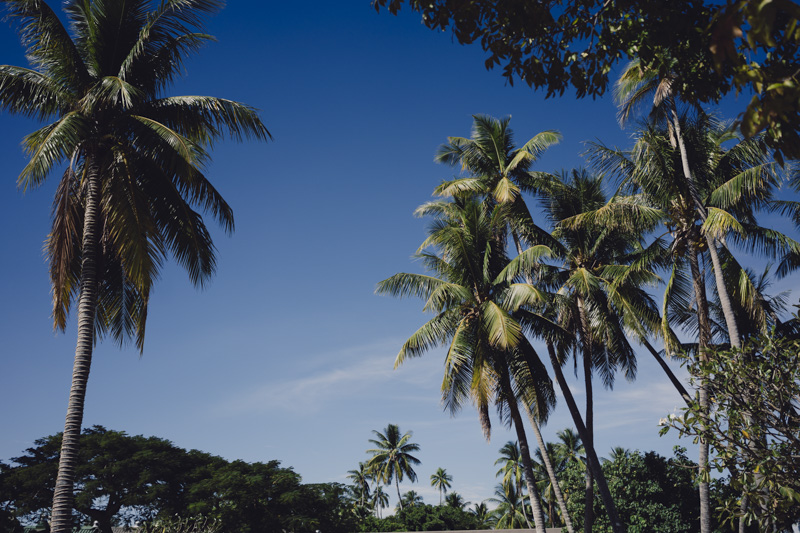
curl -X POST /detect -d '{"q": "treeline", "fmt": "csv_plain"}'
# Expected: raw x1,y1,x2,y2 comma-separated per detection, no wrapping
0,427,356,533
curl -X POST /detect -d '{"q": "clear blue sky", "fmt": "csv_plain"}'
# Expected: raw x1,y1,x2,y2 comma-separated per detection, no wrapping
1,0,797,510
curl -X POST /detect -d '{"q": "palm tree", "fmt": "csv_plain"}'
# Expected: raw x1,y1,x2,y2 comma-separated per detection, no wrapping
398,490,424,509
377,198,555,533
488,482,528,529
346,462,372,508
444,492,469,510
588,114,797,532
430,467,452,505
366,424,421,511
469,501,493,529
516,168,656,533
0,2,269,530
494,441,531,528
427,115,573,533
372,485,389,518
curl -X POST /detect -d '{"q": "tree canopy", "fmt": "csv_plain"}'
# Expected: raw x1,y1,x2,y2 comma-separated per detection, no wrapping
373,0,800,162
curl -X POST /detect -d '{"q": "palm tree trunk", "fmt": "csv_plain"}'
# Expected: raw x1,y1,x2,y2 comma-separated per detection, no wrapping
640,338,692,406
51,160,101,533
669,104,741,349
576,296,595,533
395,476,403,511
499,367,547,533
511,233,576,533
688,249,713,533
529,418,576,533
547,343,626,533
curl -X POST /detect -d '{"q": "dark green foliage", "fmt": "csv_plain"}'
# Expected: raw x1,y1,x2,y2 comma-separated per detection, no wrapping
0,427,355,533
374,0,800,162
360,503,479,531
560,448,701,533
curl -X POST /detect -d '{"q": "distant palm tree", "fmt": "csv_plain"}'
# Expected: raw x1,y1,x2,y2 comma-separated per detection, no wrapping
367,424,421,511
494,441,531,528
0,2,270,531
430,467,452,505
347,462,372,507
488,482,528,529
445,492,469,510
470,501,493,529
372,485,389,518
399,490,424,509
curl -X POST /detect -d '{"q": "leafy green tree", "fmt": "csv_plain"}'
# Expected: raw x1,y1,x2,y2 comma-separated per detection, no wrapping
377,198,555,533
469,501,492,529
373,0,800,161
398,490,424,510
663,334,800,531
561,448,701,533
367,424,421,511
429,468,452,505
0,426,204,533
0,2,270,531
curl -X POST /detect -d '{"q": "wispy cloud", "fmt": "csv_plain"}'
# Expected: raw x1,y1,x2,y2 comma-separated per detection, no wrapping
213,339,442,416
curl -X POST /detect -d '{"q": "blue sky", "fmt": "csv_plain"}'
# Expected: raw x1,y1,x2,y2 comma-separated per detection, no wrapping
1,0,798,511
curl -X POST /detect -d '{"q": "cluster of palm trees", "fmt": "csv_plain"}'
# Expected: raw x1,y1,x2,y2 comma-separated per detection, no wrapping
488,434,583,529
378,62,799,531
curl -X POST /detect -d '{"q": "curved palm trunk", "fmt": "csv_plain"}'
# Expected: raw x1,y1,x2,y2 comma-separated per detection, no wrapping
530,417,576,533
512,234,575,533
499,368,547,533
51,162,101,533
547,343,626,533
688,250,713,533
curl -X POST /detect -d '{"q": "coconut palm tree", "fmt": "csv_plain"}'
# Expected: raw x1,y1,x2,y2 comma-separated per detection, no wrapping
494,441,532,528
347,462,372,508
488,482,528,529
366,424,421,511
429,116,576,533
0,2,270,530
445,492,469,510
469,501,493,529
372,485,389,518
377,198,556,533
589,111,796,533
430,467,452,505
399,490,424,509
515,168,657,533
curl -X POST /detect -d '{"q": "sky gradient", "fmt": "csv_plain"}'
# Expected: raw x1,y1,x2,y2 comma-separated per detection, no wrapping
1,0,797,511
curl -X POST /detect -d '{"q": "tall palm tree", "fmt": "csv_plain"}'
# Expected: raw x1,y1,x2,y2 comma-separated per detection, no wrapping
431,116,575,533
588,114,797,532
430,467,452,505
0,2,269,531
366,424,421,511
377,198,555,533
516,168,656,533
